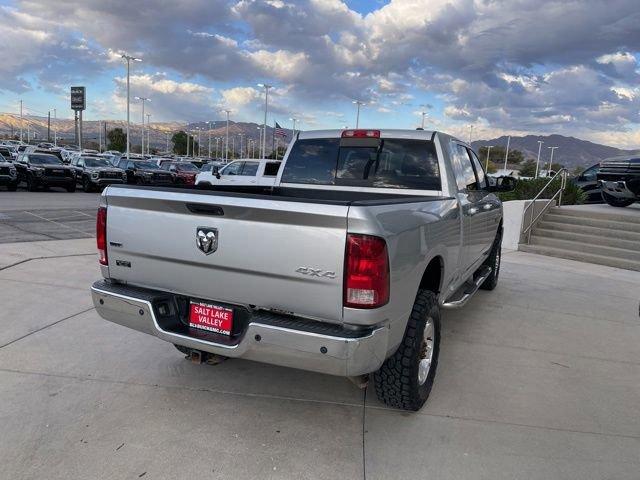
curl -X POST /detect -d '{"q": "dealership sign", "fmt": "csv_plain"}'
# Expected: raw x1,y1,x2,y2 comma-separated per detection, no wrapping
70,86,86,111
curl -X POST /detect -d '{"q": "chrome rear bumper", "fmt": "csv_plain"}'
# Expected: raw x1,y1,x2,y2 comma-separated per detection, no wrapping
91,280,389,376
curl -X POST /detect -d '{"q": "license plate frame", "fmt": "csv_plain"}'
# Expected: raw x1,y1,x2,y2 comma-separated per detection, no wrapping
188,301,234,335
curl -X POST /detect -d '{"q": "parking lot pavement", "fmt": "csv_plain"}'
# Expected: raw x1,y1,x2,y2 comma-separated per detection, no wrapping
0,191,99,243
0,242,638,479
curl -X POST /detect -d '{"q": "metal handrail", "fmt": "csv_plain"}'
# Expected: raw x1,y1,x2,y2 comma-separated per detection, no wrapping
521,168,568,244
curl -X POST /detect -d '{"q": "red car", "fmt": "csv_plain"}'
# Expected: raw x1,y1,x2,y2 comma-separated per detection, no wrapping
162,161,200,186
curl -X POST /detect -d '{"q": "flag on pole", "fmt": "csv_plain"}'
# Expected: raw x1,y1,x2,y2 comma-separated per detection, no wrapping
275,121,287,137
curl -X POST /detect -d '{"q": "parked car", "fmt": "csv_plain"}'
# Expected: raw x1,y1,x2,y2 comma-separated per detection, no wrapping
571,163,602,203
14,153,75,192
116,158,176,185
0,146,17,161
70,156,127,192
597,155,640,207
195,159,281,188
199,161,226,174
161,161,200,186
0,157,18,191
91,128,514,411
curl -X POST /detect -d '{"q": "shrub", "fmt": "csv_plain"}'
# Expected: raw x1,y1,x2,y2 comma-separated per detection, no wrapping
498,176,587,205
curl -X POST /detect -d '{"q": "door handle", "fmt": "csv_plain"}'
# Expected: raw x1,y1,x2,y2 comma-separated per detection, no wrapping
468,207,478,216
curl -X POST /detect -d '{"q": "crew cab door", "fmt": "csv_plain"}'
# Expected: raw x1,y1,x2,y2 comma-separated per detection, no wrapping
466,148,500,258
448,142,490,274
258,161,281,186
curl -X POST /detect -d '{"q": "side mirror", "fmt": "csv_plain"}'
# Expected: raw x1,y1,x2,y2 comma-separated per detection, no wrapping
215,172,221,179
488,176,516,192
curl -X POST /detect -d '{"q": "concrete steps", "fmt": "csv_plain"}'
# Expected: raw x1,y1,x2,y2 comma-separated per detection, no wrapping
519,206,640,271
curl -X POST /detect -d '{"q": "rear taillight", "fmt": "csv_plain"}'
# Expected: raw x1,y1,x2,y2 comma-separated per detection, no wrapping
96,206,108,266
341,129,380,138
344,234,389,308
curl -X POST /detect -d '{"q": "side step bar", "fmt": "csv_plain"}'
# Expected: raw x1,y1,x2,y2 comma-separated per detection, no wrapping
442,266,492,309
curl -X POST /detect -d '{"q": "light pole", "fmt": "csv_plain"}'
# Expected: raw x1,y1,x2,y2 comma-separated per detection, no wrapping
256,126,263,159
547,147,558,176
238,134,244,158
134,96,150,155
53,108,57,146
186,130,190,157
214,137,219,159
484,145,493,172
289,117,298,136
146,113,151,155
166,131,170,153
223,109,231,162
468,124,474,144
122,54,142,159
352,100,365,128
207,121,212,158
534,140,544,178
420,111,428,129
196,127,202,157
19,100,23,142
258,84,272,159
503,135,511,171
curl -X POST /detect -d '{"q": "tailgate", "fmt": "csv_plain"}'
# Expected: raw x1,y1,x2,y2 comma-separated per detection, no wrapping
104,188,348,322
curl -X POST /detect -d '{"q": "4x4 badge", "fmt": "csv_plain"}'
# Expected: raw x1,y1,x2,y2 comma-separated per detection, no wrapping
196,227,218,255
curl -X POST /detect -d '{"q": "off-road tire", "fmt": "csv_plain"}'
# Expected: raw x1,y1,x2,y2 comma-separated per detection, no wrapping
26,174,37,192
373,290,440,411
82,177,93,192
602,191,635,208
480,230,502,291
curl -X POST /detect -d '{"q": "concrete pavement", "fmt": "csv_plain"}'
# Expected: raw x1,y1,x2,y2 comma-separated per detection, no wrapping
0,240,638,479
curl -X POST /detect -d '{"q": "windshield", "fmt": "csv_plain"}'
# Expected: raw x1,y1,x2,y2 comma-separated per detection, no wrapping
281,138,441,190
84,158,111,168
134,161,158,169
175,163,198,171
30,155,62,165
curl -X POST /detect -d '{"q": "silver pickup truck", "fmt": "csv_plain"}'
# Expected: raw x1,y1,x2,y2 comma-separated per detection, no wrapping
91,129,511,411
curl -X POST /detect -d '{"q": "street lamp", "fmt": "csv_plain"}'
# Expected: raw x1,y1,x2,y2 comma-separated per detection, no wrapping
468,124,474,144
122,54,142,159
134,97,150,155
258,83,272,159
535,140,544,178
419,111,428,129
352,100,365,128
547,146,559,176
484,145,493,172
207,121,212,158
222,110,231,162
289,117,298,136
146,113,151,155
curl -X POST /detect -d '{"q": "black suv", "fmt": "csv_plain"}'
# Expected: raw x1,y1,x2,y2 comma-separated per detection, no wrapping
70,156,127,192
0,157,18,191
116,159,176,185
15,153,76,192
597,156,640,207
572,163,602,203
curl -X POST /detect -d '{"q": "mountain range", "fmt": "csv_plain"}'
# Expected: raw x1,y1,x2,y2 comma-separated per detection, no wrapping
0,113,636,166
470,134,639,168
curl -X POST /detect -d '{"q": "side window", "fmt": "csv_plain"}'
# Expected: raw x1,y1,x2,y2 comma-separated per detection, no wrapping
23,155,29,164
449,143,477,191
582,166,598,181
241,162,259,176
78,159,84,168
264,162,281,176
128,161,135,170
221,162,243,175
467,149,487,189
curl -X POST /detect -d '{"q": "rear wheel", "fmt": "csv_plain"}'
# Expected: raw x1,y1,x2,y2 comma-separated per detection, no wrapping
373,290,440,411
602,191,635,208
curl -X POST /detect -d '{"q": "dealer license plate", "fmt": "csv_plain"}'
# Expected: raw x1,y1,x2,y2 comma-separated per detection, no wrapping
189,301,233,335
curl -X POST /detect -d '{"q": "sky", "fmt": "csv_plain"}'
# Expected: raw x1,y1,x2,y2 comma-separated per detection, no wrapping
0,0,639,147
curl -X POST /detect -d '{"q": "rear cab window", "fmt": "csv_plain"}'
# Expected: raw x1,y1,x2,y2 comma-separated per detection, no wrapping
281,137,441,190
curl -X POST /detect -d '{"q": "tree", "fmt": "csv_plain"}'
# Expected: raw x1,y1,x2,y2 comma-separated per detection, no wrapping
107,128,127,152
172,131,199,156
519,159,537,177
477,146,524,167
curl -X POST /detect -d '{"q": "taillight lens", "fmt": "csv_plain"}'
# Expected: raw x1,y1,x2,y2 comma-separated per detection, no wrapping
344,234,389,308
96,206,108,266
